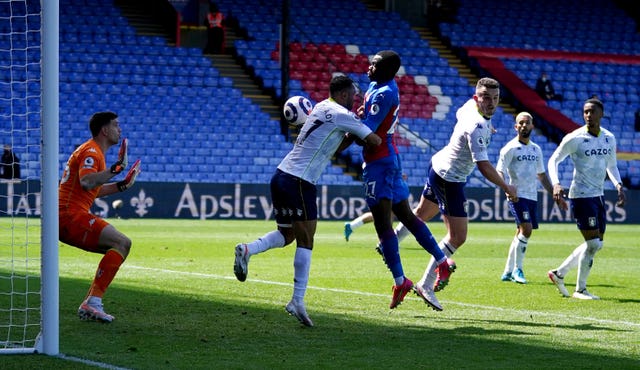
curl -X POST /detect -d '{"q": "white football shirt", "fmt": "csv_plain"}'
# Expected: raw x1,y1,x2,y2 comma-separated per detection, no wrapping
278,98,372,184
431,99,494,182
548,126,621,198
496,137,545,201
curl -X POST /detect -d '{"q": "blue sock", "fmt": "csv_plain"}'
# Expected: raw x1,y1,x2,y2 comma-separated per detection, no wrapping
406,218,446,262
380,229,404,279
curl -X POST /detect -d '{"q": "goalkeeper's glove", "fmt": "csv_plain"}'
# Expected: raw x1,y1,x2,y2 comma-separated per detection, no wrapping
110,138,128,174
117,159,141,192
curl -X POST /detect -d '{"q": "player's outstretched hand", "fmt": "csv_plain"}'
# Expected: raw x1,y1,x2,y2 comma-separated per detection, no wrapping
110,138,128,174
117,159,141,192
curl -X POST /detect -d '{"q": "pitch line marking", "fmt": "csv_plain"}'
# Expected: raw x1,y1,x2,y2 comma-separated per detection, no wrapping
127,265,640,329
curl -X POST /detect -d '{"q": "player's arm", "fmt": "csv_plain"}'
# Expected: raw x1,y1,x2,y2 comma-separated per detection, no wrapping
80,139,129,191
477,160,517,201
547,138,573,202
605,141,625,207
538,172,567,210
80,169,119,191
97,159,142,197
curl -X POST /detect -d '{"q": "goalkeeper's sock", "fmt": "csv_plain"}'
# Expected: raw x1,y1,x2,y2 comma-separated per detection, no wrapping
247,230,285,256
87,249,124,298
293,247,312,301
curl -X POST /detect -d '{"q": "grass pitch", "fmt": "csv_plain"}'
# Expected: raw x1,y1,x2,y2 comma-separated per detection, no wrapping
2,219,639,369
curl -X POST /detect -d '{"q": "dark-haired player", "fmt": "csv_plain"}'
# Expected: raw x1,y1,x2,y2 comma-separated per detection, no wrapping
59,111,141,322
233,75,381,327
547,98,625,300
359,50,454,310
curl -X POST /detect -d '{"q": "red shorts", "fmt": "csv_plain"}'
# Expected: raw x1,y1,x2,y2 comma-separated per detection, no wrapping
59,212,109,252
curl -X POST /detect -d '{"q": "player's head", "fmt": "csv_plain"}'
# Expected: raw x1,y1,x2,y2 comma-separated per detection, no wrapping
330,75,357,111
89,111,120,141
583,98,604,131
474,77,500,118
514,112,534,140
368,50,401,83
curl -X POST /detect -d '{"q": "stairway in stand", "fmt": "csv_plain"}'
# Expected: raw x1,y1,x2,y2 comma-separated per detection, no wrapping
113,0,282,121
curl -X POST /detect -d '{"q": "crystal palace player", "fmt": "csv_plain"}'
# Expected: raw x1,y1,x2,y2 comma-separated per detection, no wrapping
547,98,625,300
359,50,454,311
59,111,141,322
233,75,381,327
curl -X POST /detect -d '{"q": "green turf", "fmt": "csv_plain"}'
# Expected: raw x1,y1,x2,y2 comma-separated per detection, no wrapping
1,219,639,369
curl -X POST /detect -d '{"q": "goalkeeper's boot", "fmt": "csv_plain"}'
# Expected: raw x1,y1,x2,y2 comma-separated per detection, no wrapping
413,284,443,311
344,223,353,241
389,277,413,309
501,272,513,281
547,270,570,297
285,300,314,327
511,268,527,284
78,299,114,323
234,243,250,282
434,258,456,292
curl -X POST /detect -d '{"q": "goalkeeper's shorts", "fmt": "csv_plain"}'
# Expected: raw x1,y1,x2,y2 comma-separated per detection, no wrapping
59,212,109,252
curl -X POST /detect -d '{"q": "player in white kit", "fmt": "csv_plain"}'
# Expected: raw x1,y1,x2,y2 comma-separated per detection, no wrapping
547,98,625,300
233,75,381,326
392,78,518,310
496,112,566,284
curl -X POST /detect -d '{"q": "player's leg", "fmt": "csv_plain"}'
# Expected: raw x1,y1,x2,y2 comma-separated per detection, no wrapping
286,218,315,327
365,164,414,308
393,184,440,245
344,211,372,241
502,229,518,281
235,170,296,281
416,174,465,294
573,197,606,299
60,211,127,322
284,179,318,326
549,197,598,297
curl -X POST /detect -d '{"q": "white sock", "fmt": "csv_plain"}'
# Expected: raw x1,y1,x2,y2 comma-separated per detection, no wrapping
503,237,518,274
87,296,102,306
419,241,455,288
556,242,587,278
576,239,602,292
395,223,410,243
246,230,285,256
349,218,365,230
514,233,529,270
293,247,312,302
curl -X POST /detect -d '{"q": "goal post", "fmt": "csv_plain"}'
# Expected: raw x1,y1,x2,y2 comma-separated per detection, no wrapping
39,0,59,356
0,0,59,355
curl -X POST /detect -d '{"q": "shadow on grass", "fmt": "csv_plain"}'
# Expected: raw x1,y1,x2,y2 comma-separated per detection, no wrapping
2,273,638,370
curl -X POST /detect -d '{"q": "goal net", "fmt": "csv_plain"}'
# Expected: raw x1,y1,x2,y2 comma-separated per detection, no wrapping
0,0,59,355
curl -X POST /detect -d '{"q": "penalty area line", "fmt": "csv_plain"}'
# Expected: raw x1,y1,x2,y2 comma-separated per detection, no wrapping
127,265,640,329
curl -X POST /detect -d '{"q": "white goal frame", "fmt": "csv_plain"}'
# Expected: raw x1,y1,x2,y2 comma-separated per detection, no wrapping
0,0,59,356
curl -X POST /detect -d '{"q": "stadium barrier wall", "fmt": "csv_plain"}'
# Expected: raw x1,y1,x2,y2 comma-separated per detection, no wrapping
2,180,636,223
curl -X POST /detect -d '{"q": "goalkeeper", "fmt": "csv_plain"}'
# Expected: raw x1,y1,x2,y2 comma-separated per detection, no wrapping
59,111,141,323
